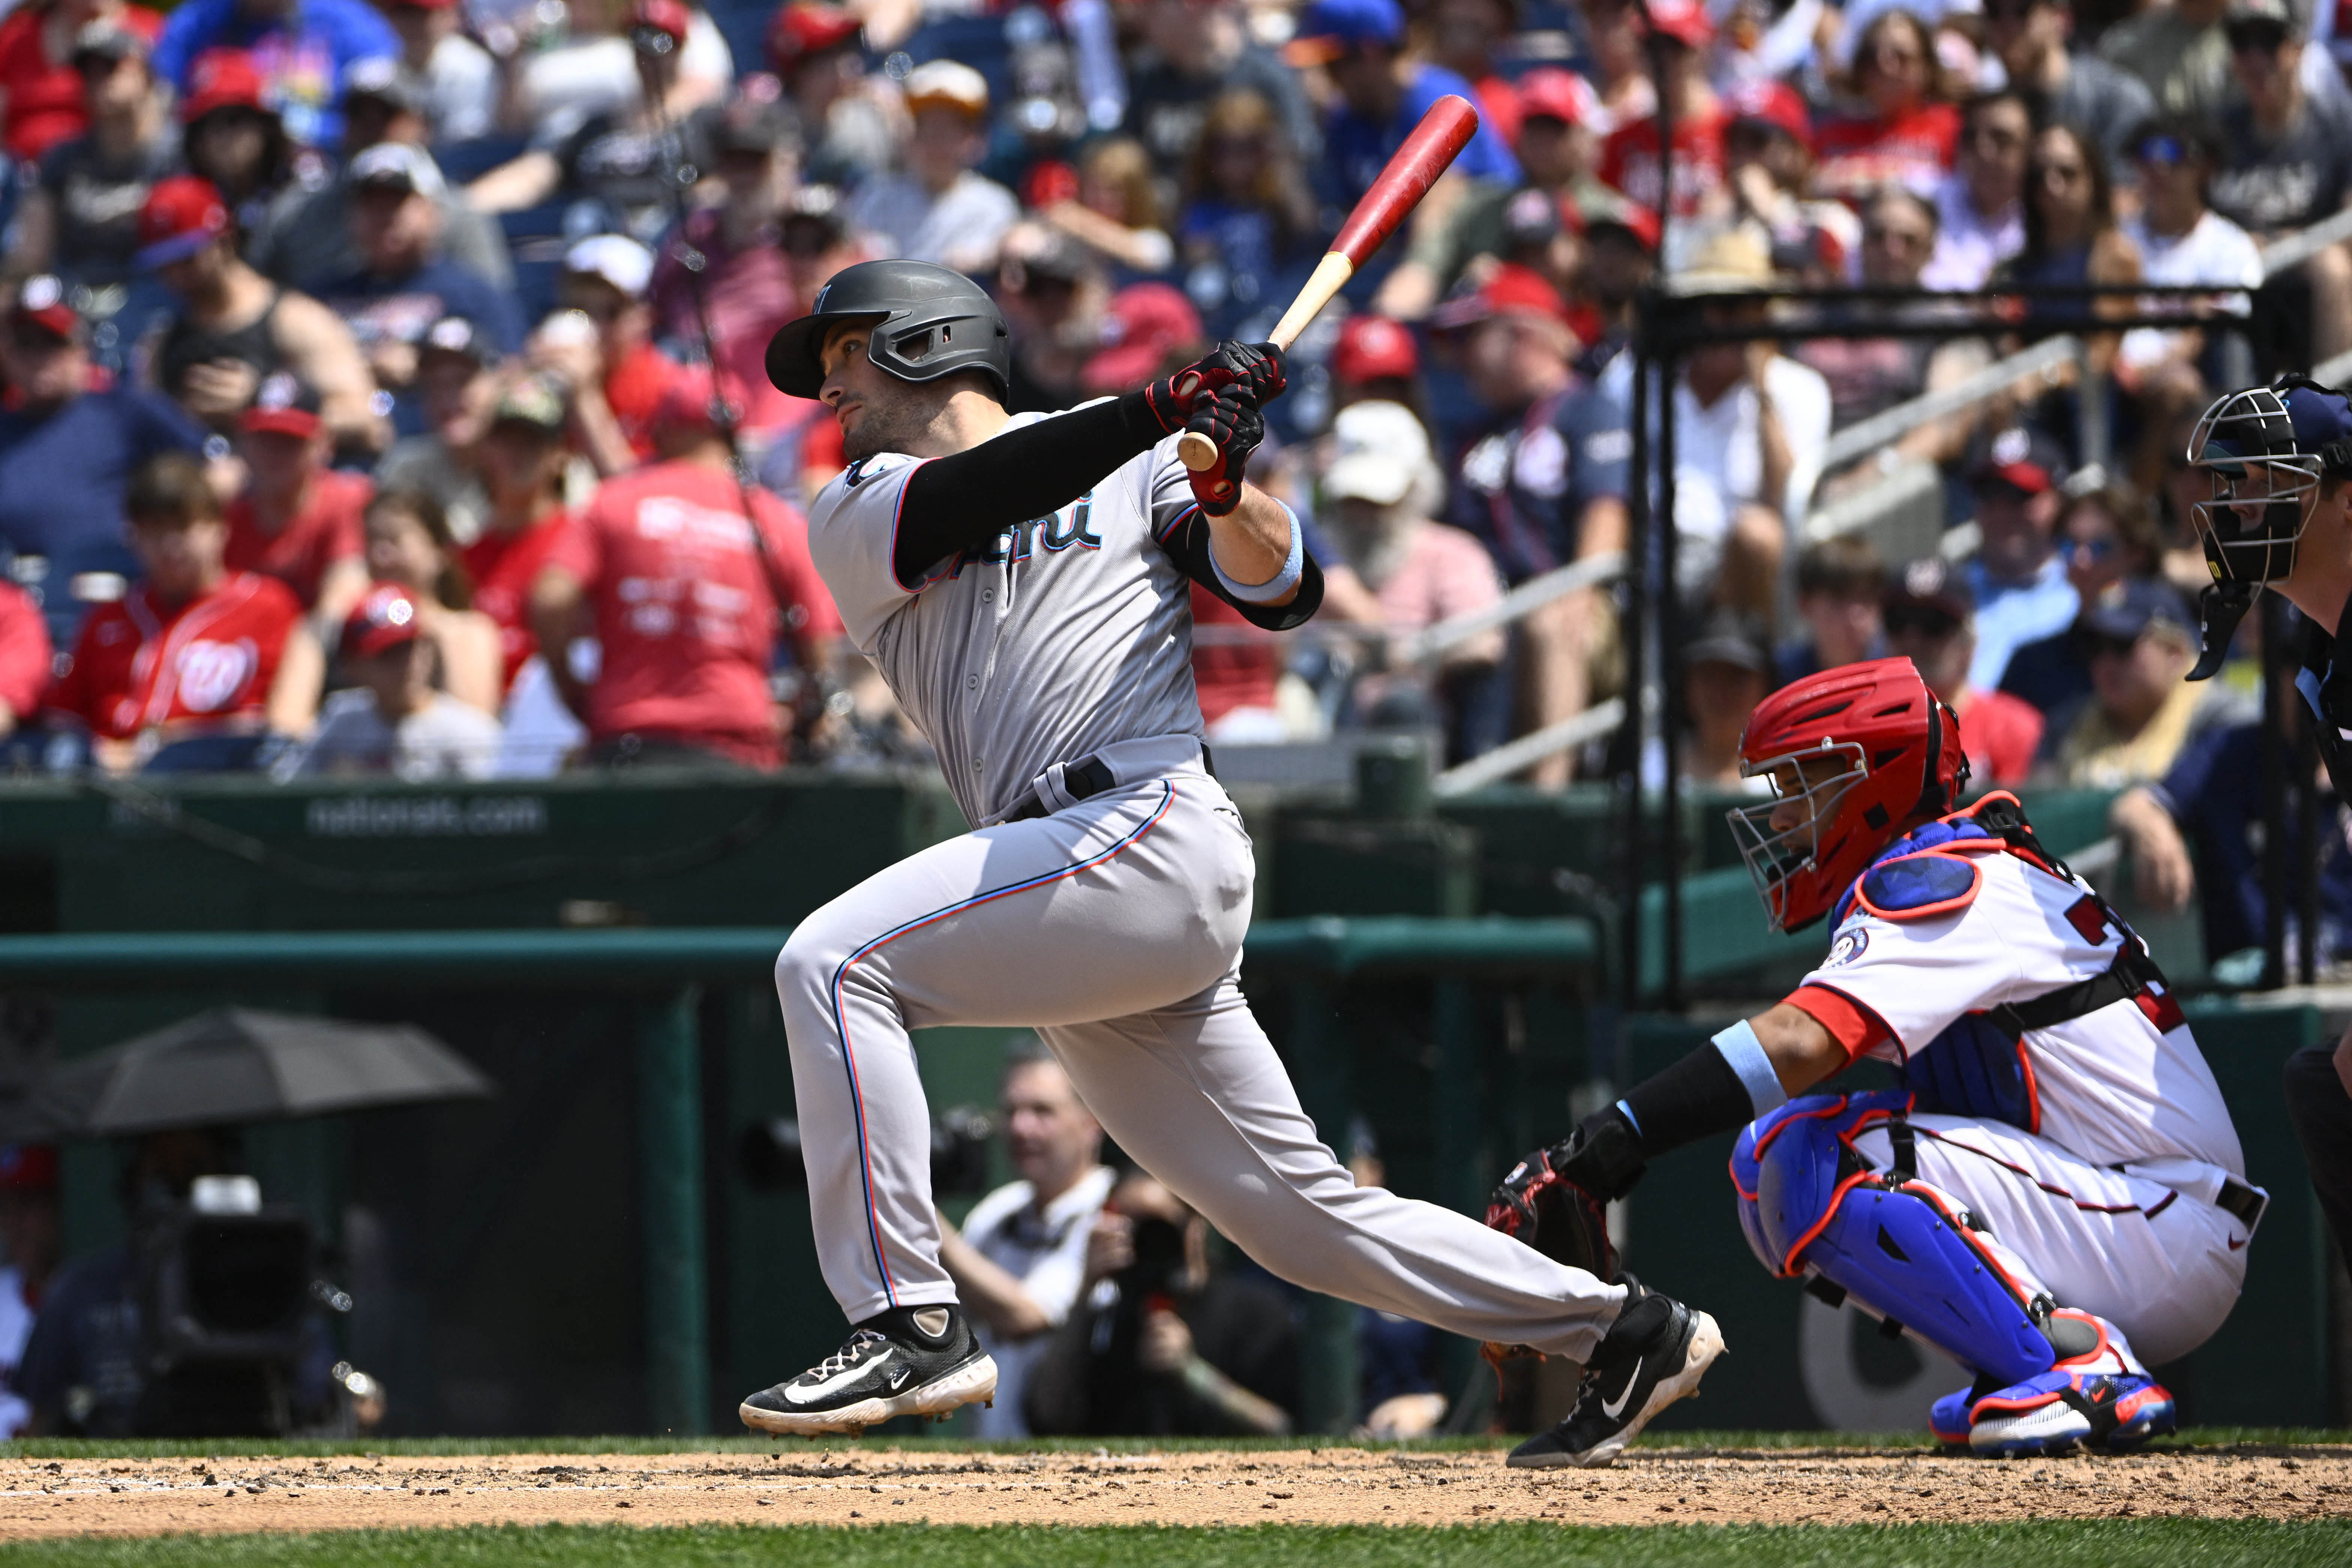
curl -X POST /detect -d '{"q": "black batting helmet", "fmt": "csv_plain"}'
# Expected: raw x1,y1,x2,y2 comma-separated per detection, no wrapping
765,259,1011,401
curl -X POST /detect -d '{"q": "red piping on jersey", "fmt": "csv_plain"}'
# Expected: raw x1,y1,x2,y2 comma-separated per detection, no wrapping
824,781,1177,1306
1911,1124,2169,1215
1155,501,1200,546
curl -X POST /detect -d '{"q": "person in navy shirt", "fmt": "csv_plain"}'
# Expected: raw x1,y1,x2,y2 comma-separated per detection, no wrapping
1288,0,1519,281
0,278,207,648
315,143,521,409
152,0,399,151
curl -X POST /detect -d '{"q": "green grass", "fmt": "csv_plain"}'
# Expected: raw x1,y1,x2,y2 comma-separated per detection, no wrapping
2,1522,2349,1568
3,1428,2348,1461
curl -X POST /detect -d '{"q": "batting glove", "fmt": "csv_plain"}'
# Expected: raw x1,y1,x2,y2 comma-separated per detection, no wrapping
1137,340,1290,434
1184,389,1264,516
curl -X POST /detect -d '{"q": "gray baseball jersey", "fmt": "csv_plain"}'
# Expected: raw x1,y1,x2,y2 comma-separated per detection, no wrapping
807,412,1209,826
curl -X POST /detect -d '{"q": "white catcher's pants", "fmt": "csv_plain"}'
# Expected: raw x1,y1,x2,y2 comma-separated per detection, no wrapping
774,756,1624,1356
1850,1116,2252,1366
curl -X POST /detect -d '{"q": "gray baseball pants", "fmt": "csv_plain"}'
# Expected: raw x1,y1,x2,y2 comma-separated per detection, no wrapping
774,749,1624,1356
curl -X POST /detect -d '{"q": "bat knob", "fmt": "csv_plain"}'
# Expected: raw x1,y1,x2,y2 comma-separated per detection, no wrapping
1176,430,1219,471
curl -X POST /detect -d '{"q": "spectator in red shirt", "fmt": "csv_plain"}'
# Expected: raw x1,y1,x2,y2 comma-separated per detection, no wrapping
0,579,54,746
1881,555,2044,785
457,373,574,694
47,449,318,771
0,0,161,164
528,367,843,769
1811,9,1962,204
1596,0,1728,223
529,234,680,479
223,372,370,621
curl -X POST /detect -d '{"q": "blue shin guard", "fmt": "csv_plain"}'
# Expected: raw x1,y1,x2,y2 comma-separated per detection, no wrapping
1733,1094,2056,1388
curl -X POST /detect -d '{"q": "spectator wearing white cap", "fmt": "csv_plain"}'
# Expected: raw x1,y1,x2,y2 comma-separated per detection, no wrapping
528,233,682,477
843,60,1018,275
1321,399,1508,758
315,143,523,398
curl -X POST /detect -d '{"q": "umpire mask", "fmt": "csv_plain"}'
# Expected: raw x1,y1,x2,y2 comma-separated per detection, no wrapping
2182,378,2352,678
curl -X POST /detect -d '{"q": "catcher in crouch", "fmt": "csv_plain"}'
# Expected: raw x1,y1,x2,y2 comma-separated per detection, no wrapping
1492,656,2259,1454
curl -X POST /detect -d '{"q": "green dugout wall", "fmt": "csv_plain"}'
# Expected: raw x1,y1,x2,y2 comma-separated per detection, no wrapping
0,771,2332,1434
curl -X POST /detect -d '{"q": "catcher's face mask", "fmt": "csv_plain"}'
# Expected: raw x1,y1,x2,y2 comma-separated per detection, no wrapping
2187,385,2318,588
1726,746,1870,932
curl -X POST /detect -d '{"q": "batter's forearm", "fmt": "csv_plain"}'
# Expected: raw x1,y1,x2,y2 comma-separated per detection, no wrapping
892,393,1172,583
1203,488,1299,602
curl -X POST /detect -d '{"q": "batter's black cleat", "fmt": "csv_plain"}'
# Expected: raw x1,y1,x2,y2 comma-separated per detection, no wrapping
1507,1275,1725,1469
739,1304,998,1437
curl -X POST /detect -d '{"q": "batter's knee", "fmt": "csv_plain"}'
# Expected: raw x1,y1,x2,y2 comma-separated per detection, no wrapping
774,909,856,1030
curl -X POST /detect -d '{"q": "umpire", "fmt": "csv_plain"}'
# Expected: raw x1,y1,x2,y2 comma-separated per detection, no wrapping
2181,377,2352,1266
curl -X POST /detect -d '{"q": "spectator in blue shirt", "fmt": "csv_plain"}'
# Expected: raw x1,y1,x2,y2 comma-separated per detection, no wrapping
153,0,399,150
314,143,522,407
0,278,207,648
1288,0,1519,244
1959,423,2080,690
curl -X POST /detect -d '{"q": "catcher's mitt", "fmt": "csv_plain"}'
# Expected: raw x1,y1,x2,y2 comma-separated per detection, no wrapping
1484,1144,1616,1284
1479,1114,1645,1372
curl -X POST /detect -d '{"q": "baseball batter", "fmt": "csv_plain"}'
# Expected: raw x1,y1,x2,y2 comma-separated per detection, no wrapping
1502,656,2259,1454
737,259,1722,1467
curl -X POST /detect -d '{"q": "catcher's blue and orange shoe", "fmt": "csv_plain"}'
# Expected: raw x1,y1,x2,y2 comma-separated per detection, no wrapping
1956,1311,2175,1456
1965,1368,2175,1455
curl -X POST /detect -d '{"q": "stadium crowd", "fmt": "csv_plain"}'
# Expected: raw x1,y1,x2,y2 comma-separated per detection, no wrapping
0,0,2335,797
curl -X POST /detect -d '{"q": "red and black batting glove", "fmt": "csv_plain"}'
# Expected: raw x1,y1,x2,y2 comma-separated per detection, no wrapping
1136,340,1290,433
1184,389,1264,516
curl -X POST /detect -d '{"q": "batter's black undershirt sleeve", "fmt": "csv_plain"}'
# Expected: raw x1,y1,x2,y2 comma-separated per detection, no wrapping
891,393,1169,585
1158,507,1323,632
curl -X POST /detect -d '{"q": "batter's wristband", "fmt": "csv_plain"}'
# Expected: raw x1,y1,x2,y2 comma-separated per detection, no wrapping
1209,501,1304,603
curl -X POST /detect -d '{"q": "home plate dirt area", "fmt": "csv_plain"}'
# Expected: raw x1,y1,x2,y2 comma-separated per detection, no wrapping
0,1442,2345,1539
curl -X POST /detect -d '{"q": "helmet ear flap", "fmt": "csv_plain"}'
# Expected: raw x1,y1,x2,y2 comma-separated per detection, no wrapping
1912,698,1966,820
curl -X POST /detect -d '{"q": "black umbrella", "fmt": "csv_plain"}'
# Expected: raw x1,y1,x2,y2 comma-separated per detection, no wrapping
8,1008,495,1139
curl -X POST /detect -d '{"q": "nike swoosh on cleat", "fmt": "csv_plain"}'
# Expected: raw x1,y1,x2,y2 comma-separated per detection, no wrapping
888,1368,912,1391
786,1348,892,1404
1599,1356,1643,1421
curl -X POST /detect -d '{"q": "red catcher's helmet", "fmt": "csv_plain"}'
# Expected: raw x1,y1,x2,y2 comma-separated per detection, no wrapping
1726,657,1968,932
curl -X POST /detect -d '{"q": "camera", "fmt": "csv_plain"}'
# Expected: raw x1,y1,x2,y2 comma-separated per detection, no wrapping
740,1107,997,1197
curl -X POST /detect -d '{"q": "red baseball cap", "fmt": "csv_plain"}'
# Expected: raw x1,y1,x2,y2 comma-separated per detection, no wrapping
343,582,425,659
179,47,270,123
1725,78,1814,153
1082,283,1203,395
241,369,323,439
1578,194,1661,253
1332,312,1419,384
767,2,862,68
1515,68,1598,131
1432,261,1567,331
1645,0,1715,48
652,362,732,431
11,274,80,341
633,0,690,42
136,175,232,269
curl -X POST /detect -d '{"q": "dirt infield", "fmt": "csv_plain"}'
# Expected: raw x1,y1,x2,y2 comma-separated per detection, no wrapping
0,1443,2345,1540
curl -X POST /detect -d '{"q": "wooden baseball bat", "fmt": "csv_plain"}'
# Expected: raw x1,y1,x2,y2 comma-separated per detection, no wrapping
1176,94,1481,473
